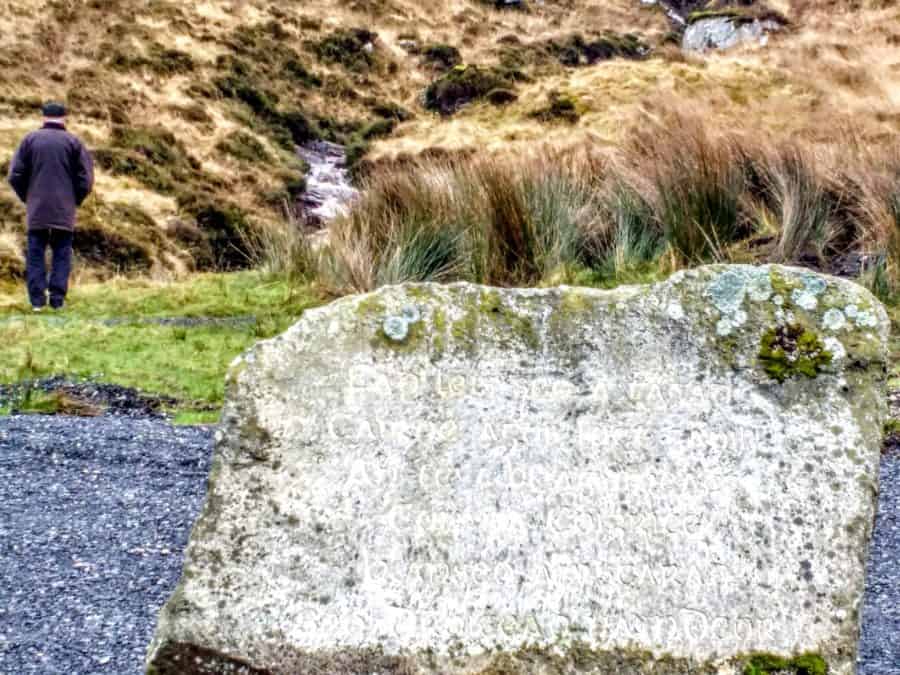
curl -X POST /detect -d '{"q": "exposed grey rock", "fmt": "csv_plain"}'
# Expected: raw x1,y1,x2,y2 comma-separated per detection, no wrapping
683,17,782,52
148,265,888,675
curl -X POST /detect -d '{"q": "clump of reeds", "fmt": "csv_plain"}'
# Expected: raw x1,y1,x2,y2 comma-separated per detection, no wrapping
271,113,900,299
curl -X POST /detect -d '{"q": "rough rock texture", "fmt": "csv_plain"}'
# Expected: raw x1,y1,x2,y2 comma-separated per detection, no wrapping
683,17,781,52
147,265,889,675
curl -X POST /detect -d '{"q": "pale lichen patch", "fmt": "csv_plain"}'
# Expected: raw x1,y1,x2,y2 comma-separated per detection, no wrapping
823,308,847,332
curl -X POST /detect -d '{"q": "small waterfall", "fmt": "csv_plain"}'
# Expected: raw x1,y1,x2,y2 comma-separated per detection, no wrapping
297,141,360,227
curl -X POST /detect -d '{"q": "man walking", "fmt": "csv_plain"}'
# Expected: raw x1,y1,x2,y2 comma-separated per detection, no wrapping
7,102,94,311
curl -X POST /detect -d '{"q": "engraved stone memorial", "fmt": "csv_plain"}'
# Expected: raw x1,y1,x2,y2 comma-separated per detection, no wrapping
147,265,888,674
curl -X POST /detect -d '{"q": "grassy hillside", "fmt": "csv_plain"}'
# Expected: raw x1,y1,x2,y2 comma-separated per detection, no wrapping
0,0,897,283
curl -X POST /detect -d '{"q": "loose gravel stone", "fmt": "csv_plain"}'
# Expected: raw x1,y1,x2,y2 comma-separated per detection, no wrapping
858,446,900,675
0,414,896,674
0,416,212,675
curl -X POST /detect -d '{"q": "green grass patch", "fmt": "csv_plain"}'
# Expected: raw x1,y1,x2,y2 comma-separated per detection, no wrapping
11,390,62,415
0,272,324,410
171,410,222,426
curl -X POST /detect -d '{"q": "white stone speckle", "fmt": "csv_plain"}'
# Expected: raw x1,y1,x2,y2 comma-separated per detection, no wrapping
667,302,685,321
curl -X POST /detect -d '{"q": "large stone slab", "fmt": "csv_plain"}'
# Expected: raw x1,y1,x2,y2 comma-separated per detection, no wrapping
147,265,889,675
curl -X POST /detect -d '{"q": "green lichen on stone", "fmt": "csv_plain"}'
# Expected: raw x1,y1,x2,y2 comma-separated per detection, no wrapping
431,307,448,357
758,323,832,382
546,287,601,340
355,295,386,320
447,289,540,352
450,308,479,353
769,268,802,299
480,291,540,350
371,316,425,352
742,652,827,675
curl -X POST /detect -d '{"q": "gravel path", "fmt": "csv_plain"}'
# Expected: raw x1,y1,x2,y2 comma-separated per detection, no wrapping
859,446,900,675
0,416,897,674
0,417,212,675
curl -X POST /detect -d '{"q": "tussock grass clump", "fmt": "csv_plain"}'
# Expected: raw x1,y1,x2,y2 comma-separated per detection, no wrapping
311,116,900,295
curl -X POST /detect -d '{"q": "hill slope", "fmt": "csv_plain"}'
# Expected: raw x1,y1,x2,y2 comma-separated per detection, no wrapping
0,0,897,282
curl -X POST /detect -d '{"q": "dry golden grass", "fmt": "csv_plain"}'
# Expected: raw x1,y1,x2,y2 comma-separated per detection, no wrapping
0,0,897,280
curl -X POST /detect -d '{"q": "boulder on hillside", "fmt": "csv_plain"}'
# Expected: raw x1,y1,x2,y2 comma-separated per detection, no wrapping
683,15,783,51
147,265,888,675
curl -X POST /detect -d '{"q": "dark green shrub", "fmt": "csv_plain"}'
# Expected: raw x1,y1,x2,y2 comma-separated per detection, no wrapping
93,148,175,193
73,222,153,271
422,43,462,70
547,32,648,66
184,80,217,99
175,192,252,270
371,101,412,121
0,194,25,225
105,42,194,75
278,110,321,145
216,131,272,164
424,65,516,115
146,44,195,74
0,245,24,280
476,0,529,11
214,67,281,119
530,92,580,123
284,58,322,87
360,118,397,140
308,28,378,71
486,88,518,105
167,103,213,126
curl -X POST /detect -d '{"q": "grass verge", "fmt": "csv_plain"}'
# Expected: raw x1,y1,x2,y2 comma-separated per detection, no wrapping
0,271,324,418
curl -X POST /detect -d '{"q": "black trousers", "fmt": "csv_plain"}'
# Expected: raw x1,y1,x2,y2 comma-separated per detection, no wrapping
26,228,74,308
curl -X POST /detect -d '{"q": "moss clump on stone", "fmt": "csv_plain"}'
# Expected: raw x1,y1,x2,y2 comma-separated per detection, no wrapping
758,323,832,382
742,652,827,675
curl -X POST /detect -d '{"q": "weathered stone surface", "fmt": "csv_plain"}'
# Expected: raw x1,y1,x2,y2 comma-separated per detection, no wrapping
683,17,782,52
147,265,889,675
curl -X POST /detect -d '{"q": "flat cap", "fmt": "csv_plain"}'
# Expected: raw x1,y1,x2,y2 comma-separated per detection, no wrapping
41,102,67,117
